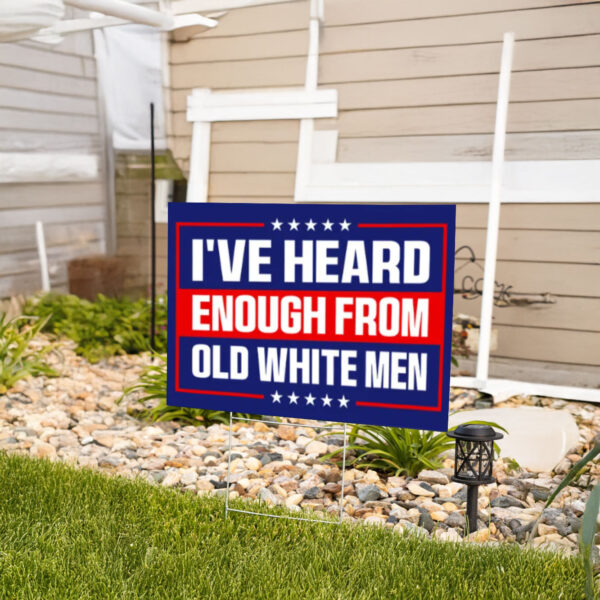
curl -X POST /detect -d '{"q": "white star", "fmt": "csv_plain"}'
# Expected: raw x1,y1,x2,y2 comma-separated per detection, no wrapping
322,394,332,407
322,219,333,231
288,392,299,404
340,219,351,231
288,219,300,231
305,219,317,231
271,218,283,231
271,390,282,403
338,395,349,408
305,393,316,406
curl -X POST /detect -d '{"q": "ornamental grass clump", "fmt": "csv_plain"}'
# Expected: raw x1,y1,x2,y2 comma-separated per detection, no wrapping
24,293,167,362
0,313,56,393
324,424,455,477
324,421,506,478
121,354,256,426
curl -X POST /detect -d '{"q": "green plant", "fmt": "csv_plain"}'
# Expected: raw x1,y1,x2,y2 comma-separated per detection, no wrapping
121,354,256,426
529,434,600,599
324,425,455,477
504,457,522,475
324,421,506,477
24,293,167,363
0,313,57,393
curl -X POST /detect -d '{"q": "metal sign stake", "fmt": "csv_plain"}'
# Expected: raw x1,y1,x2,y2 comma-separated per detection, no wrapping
225,414,349,526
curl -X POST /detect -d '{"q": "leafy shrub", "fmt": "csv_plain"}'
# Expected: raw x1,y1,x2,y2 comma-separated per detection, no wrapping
24,293,167,363
0,313,57,393
325,421,506,477
325,425,455,477
121,354,256,426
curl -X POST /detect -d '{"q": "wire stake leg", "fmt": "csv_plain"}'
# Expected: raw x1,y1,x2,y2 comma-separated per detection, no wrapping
225,411,233,518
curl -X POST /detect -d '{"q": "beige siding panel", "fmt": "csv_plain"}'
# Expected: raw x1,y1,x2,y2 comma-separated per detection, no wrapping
118,222,168,238
0,130,101,153
317,99,600,138
456,204,600,231
455,229,600,264
212,120,300,142
493,326,600,365
172,65,600,114
0,205,105,229
210,142,298,172
319,35,600,84
0,87,98,116
325,0,577,26
116,196,151,224
199,0,308,38
208,173,295,196
320,4,600,54
453,295,600,332
0,182,106,209
337,131,600,162
171,90,191,113
0,65,96,97
171,29,308,64
0,31,106,299
208,196,294,204
454,260,600,298
0,43,95,78
0,108,99,134
0,242,103,277
170,56,305,90
170,136,192,162
0,222,104,254
335,68,600,110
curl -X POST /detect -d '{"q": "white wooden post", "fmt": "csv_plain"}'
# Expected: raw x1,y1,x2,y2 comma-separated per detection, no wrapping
186,89,211,203
475,32,515,384
35,221,51,292
294,0,322,201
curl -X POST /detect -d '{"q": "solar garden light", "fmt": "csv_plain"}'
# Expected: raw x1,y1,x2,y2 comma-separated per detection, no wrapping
447,424,504,533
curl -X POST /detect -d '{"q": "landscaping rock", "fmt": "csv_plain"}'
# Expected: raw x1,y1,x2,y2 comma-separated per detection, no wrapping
30,441,56,459
303,486,324,500
407,481,436,497
305,440,328,456
2,336,598,549
418,470,449,485
491,496,526,509
357,484,383,502
449,406,579,472
445,512,466,529
417,509,435,532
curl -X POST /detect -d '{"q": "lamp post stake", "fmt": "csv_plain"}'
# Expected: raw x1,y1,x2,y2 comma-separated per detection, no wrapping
447,423,504,534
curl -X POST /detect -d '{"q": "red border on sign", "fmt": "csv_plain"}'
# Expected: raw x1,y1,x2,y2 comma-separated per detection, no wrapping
174,221,448,410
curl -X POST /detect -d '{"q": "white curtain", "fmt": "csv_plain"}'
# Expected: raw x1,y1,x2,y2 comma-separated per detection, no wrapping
94,23,166,151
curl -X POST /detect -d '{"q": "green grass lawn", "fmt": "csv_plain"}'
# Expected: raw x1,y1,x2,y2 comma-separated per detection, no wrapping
0,454,586,600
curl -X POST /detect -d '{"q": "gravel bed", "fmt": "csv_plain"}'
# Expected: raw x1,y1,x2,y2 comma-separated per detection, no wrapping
1,337,599,554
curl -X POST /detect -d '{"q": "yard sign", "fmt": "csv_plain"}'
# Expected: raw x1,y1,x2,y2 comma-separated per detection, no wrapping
168,203,455,431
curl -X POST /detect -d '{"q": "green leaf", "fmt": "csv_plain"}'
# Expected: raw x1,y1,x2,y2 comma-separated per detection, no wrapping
547,444,600,509
580,482,600,600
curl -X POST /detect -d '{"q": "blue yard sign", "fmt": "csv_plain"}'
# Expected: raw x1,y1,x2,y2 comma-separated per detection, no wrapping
168,203,455,431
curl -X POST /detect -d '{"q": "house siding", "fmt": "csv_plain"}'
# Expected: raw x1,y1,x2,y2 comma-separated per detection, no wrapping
0,22,107,298
168,0,600,382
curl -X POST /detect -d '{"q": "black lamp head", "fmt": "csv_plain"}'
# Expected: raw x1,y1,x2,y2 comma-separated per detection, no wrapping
447,423,503,485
